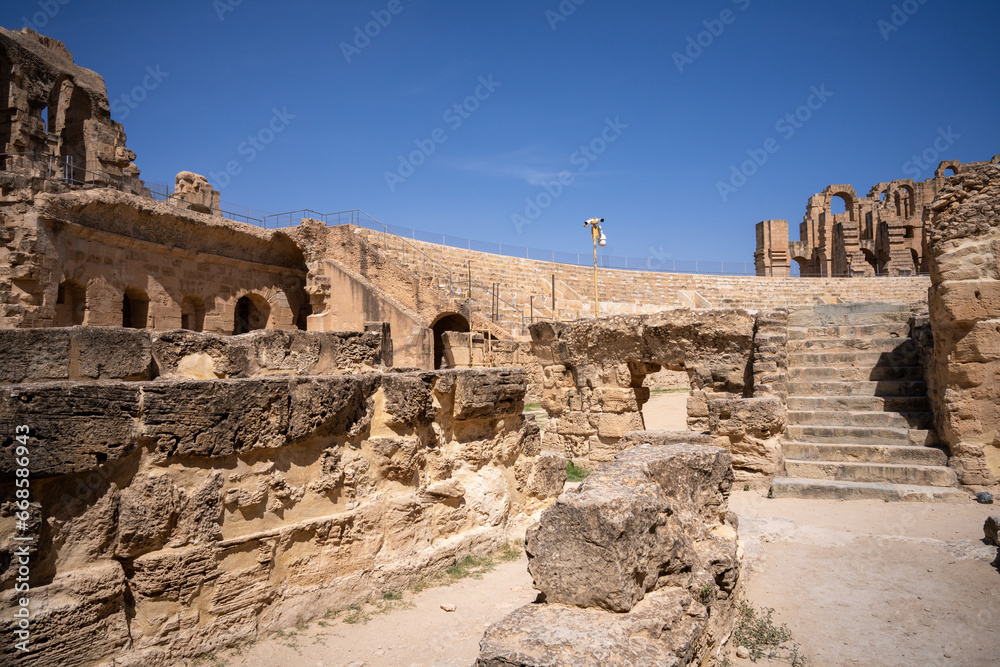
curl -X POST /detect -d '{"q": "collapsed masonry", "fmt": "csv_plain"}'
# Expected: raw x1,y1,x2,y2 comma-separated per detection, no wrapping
478,444,741,666
756,155,1000,277
0,327,565,666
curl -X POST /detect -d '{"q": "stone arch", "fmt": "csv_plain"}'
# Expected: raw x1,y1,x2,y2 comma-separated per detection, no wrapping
935,160,961,178
122,288,149,329
234,293,271,335
181,296,205,332
58,82,91,183
830,193,851,216
431,312,470,369
791,256,808,277
54,279,86,326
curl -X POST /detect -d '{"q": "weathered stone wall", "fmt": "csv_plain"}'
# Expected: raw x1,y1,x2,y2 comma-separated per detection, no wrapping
354,225,931,330
0,367,559,666
0,327,386,383
529,310,758,464
478,443,741,666
442,332,543,402
1,189,309,332
926,161,1000,487
0,28,141,186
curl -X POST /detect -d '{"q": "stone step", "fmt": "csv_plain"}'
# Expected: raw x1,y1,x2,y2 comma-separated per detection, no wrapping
783,460,958,486
787,410,933,429
787,366,924,382
787,311,912,327
787,395,930,412
787,324,910,340
768,478,968,503
781,442,948,466
787,337,916,353
786,380,927,398
786,424,914,445
787,350,918,368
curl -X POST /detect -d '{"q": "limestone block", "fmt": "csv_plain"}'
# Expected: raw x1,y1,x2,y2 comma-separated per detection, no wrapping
708,398,786,440
619,430,716,449
381,373,433,427
451,368,525,420
0,328,71,382
597,411,645,439
934,282,1000,323
515,450,568,499
0,383,141,476
75,327,152,379
526,444,734,613
477,588,701,667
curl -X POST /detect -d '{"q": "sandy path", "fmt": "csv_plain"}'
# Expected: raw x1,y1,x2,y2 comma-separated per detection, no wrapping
730,491,1000,667
641,390,689,430
219,555,535,667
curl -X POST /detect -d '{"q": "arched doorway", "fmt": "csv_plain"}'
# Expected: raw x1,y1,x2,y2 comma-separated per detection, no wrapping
432,313,470,369
234,294,270,335
181,296,206,332
122,288,149,328
54,280,86,326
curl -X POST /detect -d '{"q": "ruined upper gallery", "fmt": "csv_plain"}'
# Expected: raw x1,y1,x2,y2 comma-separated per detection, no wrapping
756,155,1000,278
0,27,141,188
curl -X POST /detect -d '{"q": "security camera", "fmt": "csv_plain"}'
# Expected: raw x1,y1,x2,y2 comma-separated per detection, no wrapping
584,217,604,225
598,232,607,247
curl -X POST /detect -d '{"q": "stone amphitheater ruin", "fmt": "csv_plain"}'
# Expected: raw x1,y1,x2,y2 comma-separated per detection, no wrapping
0,26,998,667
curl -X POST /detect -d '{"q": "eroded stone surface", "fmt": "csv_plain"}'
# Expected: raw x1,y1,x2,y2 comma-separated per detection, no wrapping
926,161,1000,486
480,444,740,666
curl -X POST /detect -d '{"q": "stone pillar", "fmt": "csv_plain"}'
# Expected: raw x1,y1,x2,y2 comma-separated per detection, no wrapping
755,220,790,277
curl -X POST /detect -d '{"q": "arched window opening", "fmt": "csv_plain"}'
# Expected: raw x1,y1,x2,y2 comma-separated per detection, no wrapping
904,226,916,239
432,313,470,369
830,195,848,215
63,85,91,183
945,166,958,176
791,257,807,277
122,288,149,329
181,296,206,332
234,294,270,335
296,303,312,331
54,280,86,326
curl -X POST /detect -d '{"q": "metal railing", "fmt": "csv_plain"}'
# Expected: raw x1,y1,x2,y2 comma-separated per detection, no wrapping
261,208,529,329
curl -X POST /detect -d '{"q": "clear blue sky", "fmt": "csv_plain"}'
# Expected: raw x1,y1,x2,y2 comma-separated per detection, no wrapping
3,0,998,265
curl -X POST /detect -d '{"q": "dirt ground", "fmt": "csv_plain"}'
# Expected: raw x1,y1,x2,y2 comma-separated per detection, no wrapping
728,492,1000,667
641,389,690,430
218,394,1000,667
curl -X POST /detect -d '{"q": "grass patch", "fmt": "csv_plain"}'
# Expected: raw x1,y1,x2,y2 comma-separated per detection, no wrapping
698,580,716,603
411,542,522,593
343,604,369,625
649,387,692,394
566,460,590,483
730,601,805,665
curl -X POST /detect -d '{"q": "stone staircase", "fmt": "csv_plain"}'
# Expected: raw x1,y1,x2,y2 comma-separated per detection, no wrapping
770,303,966,502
